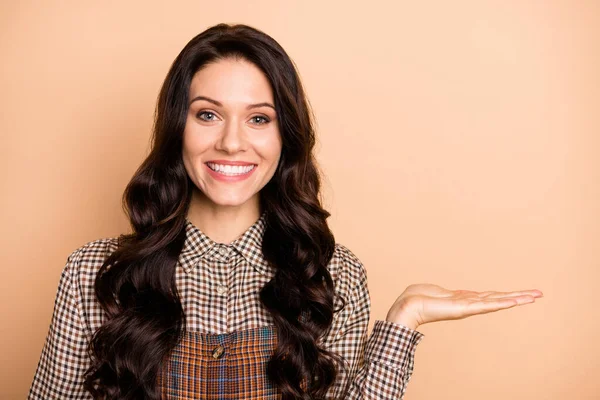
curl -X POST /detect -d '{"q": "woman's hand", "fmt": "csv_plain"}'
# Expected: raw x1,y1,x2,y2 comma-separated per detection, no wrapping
386,284,543,330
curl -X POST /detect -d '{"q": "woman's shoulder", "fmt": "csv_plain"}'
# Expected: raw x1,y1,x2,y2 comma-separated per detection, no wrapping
61,237,120,296
65,236,120,269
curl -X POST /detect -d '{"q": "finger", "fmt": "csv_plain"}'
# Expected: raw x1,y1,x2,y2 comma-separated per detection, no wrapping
479,290,543,299
466,296,536,315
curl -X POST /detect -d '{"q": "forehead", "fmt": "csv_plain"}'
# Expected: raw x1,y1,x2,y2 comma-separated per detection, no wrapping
189,58,274,103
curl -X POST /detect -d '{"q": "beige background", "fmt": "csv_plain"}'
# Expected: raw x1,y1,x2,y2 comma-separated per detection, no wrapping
1,1,598,399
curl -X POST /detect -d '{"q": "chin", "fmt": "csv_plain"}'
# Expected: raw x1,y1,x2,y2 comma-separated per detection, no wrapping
205,193,253,207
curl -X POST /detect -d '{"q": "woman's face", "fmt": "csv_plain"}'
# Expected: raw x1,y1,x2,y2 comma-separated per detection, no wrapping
182,57,282,211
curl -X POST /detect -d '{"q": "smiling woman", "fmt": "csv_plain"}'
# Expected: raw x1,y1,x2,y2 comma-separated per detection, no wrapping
27,22,542,400
29,23,388,400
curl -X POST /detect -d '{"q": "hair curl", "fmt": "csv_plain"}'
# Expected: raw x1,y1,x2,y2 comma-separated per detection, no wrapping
82,23,347,399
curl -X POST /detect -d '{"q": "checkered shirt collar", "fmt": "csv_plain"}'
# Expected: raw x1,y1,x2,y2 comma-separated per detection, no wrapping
179,210,271,275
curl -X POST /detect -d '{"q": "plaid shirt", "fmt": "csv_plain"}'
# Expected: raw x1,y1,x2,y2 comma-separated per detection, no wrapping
28,211,424,399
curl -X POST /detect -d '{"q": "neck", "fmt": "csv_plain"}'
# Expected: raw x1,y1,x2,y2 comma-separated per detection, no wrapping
186,188,262,244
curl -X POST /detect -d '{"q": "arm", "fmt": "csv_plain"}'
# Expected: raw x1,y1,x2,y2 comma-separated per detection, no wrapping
323,255,425,399
28,249,93,400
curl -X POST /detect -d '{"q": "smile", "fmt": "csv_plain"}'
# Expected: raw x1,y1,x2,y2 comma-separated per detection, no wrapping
206,162,256,175
205,162,257,182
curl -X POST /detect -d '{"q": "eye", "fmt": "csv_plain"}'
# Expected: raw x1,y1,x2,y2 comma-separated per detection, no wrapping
251,115,270,125
196,111,219,121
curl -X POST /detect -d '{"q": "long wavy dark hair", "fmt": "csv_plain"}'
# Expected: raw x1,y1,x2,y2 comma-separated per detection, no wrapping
82,23,348,399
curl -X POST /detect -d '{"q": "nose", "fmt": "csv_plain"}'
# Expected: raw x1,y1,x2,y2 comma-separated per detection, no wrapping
216,118,246,154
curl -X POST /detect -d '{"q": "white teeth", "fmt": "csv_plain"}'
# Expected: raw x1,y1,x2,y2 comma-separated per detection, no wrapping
207,163,256,176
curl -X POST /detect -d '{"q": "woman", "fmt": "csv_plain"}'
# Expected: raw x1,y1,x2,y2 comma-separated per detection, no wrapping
28,23,542,400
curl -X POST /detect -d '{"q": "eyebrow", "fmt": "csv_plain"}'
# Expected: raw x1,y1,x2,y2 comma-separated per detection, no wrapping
189,95,276,111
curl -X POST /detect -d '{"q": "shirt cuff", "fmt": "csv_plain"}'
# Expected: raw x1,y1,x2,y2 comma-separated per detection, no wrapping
364,319,425,369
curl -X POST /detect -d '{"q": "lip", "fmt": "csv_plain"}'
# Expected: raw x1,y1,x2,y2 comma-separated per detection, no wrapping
205,160,257,166
204,162,257,182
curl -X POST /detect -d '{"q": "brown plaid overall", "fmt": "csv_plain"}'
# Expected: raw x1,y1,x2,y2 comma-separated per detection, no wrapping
158,324,289,399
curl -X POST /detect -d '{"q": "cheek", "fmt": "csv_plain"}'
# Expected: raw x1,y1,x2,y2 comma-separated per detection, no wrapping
182,130,209,178
257,132,282,163
182,128,211,156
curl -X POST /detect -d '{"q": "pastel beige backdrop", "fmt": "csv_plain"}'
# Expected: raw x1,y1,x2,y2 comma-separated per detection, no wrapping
1,1,598,399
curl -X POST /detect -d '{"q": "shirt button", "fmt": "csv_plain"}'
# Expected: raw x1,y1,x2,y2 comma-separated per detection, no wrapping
218,246,227,255
216,284,227,294
212,345,225,359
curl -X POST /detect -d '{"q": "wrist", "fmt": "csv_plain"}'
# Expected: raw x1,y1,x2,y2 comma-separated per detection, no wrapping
386,301,420,330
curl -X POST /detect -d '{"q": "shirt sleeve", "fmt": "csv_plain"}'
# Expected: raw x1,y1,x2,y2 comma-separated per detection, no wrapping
323,259,425,400
28,248,93,400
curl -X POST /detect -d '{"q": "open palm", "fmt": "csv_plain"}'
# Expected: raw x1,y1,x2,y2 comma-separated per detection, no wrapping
388,284,543,329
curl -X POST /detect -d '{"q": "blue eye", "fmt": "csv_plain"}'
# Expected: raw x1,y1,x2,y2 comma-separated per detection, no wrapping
197,111,217,121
